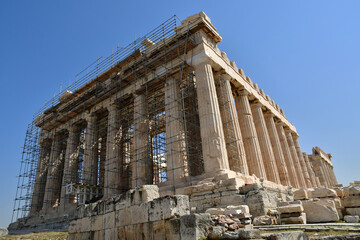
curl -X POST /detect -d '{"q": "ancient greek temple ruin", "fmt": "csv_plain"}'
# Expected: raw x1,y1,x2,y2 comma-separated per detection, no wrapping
11,12,340,233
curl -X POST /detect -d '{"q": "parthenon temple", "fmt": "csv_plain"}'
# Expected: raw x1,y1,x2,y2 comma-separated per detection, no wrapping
11,12,341,234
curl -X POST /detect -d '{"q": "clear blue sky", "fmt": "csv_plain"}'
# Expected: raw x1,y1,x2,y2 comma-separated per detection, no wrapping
0,0,359,228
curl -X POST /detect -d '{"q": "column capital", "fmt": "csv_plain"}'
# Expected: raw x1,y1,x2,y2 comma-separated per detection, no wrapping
263,110,274,118
274,119,284,127
107,102,118,112
191,52,213,68
250,100,263,109
235,88,249,97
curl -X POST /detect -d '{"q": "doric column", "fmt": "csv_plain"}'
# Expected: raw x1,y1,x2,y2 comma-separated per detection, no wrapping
60,125,80,210
83,115,97,186
251,102,280,183
292,133,312,188
264,112,291,186
104,103,120,198
216,73,248,174
42,132,65,212
132,93,150,187
234,89,266,178
165,77,188,182
193,61,229,173
285,130,306,187
325,164,335,187
315,160,328,187
329,166,338,186
276,121,299,188
321,161,332,187
303,152,318,187
30,139,52,214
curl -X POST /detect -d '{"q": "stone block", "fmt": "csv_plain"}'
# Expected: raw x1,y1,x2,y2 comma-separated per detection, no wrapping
68,220,77,233
281,213,306,224
103,212,115,229
180,213,213,240
293,189,309,200
278,204,303,214
208,226,225,240
91,215,103,231
165,218,181,240
225,205,249,213
346,207,360,216
238,229,261,239
239,183,262,194
302,200,339,223
205,208,225,215
219,194,246,206
149,198,163,222
80,217,90,232
116,207,132,227
309,188,337,198
131,203,149,224
93,230,103,240
253,215,272,226
348,184,360,196
153,220,166,240
105,228,118,239
139,185,160,203
149,195,190,221
344,215,359,223
343,197,360,207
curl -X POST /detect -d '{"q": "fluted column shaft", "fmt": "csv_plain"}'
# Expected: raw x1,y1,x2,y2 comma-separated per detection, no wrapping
286,130,306,187
216,74,248,174
133,93,150,187
60,126,80,210
264,113,291,186
83,115,97,185
194,61,229,173
251,102,280,183
303,152,318,187
43,133,64,212
104,103,120,198
292,135,311,188
276,122,299,188
30,139,52,214
165,77,187,182
234,89,266,178
329,166,338,186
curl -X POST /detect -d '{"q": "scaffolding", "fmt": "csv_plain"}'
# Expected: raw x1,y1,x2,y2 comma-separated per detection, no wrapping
12,15,205,223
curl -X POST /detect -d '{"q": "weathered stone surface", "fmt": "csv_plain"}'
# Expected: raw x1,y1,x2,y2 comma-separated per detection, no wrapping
302,200,339,223
281,213,306,224
224,205,249,216
0,228,8,236
278,204,303,214
262,231,308,240
343,197,360,207
253,215,272,226
308,188,337,198
346,207,360,216
208,226,225,239
245,190,278,217
180,213,213,240
205,208,225,215
293,189,308,200
348,184,360,196
344,215,359,223
238,229,261,239
165,218,181,240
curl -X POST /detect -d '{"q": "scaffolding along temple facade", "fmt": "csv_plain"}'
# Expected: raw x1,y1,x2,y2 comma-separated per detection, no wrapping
11,12,338,226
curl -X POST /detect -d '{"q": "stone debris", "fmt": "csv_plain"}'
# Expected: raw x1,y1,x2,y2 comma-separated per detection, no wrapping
261,230,308,240
344,215,359,223
278,201,306,224
0,228,8,236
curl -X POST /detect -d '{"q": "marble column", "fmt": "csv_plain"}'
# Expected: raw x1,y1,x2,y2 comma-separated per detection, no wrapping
42,133,65,212
83,115,97,186
132,93,150,187
303,152,318,187
264,112,291,186
292,134,312,188
165,77,188,182
321,161,332,187
286,130,306,187
193,61,229,173
329,166,338,186
30,139,52,214
60,125,80,210
251,102,280,184
104,103,120,198
234,89,266,178
216,74,248,174
276,121,299,188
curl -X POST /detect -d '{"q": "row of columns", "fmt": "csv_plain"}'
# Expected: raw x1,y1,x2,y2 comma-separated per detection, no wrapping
191,59,318,189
